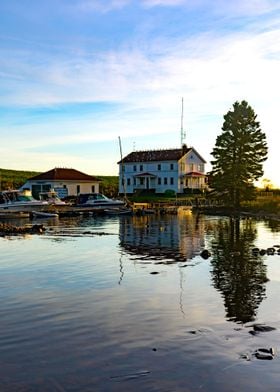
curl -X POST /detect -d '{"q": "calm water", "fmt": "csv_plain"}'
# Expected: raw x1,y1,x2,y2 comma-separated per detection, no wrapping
0,213,280,391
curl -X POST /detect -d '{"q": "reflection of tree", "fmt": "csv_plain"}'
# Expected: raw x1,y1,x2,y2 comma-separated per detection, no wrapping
210,218,268,323
264,219,280,233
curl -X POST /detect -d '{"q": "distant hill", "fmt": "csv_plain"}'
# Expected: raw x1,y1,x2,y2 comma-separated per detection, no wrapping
0,168,119,196
0,168,40,190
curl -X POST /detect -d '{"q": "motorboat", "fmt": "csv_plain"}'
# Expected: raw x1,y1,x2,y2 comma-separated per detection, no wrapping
76,193,125,208
31,210,59,219
39,190,66,205
103,207,133,216
0,189,48,212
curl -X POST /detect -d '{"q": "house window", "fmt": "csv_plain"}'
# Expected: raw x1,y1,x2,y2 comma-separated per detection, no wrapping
158,164,161,171
127,178,131,186
133,165,137,171
170,163,174,170
164,177,168,185
42,184,51,192
133,178,136,185
140,164,143,171
91,185,95,193
77,185,80,194
198,164,204,172
140,178,144,185
190,164,194,171
170,177,174,185
158,178,161,185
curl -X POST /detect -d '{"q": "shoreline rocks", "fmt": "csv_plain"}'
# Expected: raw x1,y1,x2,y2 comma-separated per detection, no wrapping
0,223,46,236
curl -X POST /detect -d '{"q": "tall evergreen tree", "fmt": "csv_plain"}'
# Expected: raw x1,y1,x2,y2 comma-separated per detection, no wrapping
210,101,268,208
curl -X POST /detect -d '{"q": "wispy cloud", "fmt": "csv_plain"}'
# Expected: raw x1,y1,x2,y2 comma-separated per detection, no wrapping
0,0,279,183
73,0,130,13
213,0,280,16
141,0,186,7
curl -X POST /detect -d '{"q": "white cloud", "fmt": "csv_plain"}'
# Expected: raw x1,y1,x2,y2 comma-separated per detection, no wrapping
0,5,279,183
73,0,130,13
213,0,280,16
141,0,186,7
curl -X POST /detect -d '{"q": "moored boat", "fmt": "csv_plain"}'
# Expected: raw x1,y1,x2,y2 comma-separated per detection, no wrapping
0,189,48,212
31,211,59,219
103,207,133,216
38,190,66,205
76,193,125,208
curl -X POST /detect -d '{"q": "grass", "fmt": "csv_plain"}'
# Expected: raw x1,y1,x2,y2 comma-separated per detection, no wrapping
0,168,40,190
242,195,280,214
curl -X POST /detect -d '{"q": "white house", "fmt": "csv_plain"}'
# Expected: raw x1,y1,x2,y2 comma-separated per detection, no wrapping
118,144,207,194
21,168,101,199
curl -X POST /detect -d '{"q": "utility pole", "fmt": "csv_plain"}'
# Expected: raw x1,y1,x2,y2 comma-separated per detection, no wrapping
118,136,128,202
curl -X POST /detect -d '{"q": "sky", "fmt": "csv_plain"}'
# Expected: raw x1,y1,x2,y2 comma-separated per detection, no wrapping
0,0,279,186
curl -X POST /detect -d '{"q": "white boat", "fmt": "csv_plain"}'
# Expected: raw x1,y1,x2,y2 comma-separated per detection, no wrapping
104,207,133,215
39,190,66,205
31,211,59,218
0,189,48,212
76,193,125,208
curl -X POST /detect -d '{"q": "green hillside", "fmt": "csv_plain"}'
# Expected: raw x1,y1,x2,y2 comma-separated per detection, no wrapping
0,168,40,190
0,168,119,195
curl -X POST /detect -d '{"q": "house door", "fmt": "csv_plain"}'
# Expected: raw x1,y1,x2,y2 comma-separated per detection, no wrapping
146,178,149,189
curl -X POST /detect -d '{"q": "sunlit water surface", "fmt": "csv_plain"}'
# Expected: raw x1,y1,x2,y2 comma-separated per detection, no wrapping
0,214,280,391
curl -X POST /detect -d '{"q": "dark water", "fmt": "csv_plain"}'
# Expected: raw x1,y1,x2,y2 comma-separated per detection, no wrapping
0,213,280,391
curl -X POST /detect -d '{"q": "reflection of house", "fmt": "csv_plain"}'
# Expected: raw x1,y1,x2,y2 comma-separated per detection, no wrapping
118,144,207,194
21,168,100,199
119,214,205,261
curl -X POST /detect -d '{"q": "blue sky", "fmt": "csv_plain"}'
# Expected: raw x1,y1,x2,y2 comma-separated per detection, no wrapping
0,0,279,186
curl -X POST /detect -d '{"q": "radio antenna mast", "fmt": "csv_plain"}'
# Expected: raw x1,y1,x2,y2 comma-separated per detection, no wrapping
180,97,186,146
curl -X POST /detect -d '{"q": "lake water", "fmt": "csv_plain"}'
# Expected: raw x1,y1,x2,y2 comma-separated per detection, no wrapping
0,213,280,391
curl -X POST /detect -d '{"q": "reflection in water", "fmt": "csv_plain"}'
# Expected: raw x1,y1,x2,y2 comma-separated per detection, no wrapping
119,213,205,263
264,219,280,233
210,218,268,323
118,252,124,285
179,267,186,317
1,214,280,391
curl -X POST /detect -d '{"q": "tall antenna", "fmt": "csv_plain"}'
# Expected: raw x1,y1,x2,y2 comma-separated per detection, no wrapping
180,97,186,146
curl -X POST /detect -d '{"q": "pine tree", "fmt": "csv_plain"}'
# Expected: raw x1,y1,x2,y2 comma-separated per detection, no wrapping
210,101,268,208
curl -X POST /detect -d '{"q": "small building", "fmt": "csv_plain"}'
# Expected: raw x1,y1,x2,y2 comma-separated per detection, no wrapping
21,168,100,199
118,144,207,194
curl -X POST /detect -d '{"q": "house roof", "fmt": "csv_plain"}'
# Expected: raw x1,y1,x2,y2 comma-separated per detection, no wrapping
185,171,206,177
28,168,100,182
185,147,206,164
119,145,206,164
119,146,192,163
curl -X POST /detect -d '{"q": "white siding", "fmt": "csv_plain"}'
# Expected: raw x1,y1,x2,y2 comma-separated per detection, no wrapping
119,160,179,193
21,180,100,197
